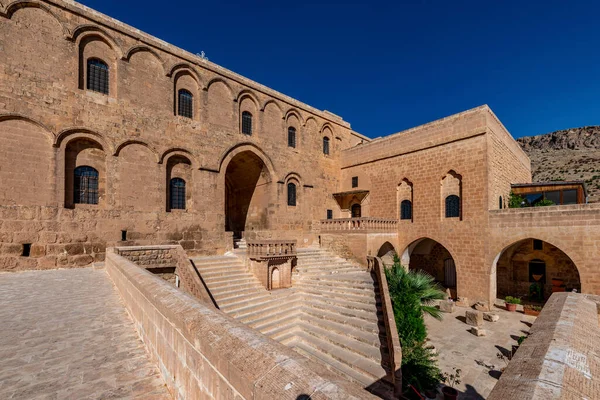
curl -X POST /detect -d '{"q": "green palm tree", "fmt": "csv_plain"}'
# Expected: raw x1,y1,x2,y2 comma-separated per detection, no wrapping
385,256,447,320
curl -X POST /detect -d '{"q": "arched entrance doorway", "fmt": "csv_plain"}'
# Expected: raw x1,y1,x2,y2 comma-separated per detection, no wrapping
224,150,272,236
495,238,580,302
402,238,457,298
377,241,398,266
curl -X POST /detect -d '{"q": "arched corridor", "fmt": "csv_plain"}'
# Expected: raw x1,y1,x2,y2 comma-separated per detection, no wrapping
224,150,272,235
494,238,581,302
402,238,457,297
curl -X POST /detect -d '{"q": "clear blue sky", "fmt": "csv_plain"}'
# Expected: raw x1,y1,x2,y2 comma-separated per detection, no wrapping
79,0,599,139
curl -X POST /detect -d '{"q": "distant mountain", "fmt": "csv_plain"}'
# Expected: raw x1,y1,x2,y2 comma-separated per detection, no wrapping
517,126,600,203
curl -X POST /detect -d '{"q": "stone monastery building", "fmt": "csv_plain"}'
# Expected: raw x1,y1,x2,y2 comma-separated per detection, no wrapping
2,0,600,309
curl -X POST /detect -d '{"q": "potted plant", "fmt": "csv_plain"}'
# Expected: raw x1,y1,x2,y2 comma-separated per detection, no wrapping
441,367,461,400
505,296,521,312
523,305,542,316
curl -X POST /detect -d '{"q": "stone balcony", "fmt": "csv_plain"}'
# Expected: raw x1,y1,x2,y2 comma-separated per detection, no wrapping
319,217,399,232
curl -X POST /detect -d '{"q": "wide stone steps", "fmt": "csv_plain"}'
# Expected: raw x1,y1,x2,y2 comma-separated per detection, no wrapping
245,306,302,328
235,297,301,322
217,292,272,308
294,281,377,298
299,313,383,347
303,299,381,324
206,276,257,287
291,331,387,383
301,307,380,334
191,249,391,393
252,314,300,335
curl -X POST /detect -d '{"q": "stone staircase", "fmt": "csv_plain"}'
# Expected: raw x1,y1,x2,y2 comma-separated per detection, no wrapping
191,248,392,398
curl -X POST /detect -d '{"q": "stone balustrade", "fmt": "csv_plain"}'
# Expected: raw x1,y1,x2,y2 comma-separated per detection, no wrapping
320,217,398,232
246,240,297,259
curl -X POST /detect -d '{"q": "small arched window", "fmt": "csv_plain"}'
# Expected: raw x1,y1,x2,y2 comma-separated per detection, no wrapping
401,200,412,220
499,196,503,209
445,195,460,218
242,111,253,135
87,58,109,95
323,137,330,155
351,203,361,218
170,178,186,210
288,127,296,148
74,166,99,205
178,89,193,119
287,182,297,206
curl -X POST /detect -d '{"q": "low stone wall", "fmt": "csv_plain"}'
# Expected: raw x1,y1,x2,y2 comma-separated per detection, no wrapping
488,292,600,399
367,256,402,396
112,245,215,307
0,205,230,272
105,251,377,400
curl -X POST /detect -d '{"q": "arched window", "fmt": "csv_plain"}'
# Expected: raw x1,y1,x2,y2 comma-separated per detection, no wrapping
323,137,330,155
351,203,361,218
401,200,412,220
287,182,297,206
242,111,253,135
288,127,296,148
170,178,186,210
445,195,460,218
87,58,109,95
74,166,99,205
178,89,193,119
499,196,503,209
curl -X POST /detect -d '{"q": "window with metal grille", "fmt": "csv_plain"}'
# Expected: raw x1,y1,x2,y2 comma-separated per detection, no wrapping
170,178,186,210
323,137,330,155
352,177,358,188
242,111,253,135
401,200,412,220
87,59,109,95
533,239,543,251
288,127,296,148
327,209,333,220
178,89,193,118
445,195,460,218
74,166,99,205
287,182,297,206
351,203,361,218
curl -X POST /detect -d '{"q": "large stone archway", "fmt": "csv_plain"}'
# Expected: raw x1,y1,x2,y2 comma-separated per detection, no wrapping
401,237,458,298
224,150,272,236
493,238,581,302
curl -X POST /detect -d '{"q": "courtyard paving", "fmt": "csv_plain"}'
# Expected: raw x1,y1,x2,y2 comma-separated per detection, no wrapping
425,303,537,399
0,267,172,400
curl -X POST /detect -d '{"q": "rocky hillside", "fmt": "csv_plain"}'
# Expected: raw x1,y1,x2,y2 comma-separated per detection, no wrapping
517,126,600,203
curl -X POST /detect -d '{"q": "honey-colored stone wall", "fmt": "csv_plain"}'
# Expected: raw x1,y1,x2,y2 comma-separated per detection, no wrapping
0,0,367,270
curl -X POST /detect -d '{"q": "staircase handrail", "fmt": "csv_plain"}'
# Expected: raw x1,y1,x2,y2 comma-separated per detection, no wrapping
367,255,403,395
319,217,398,232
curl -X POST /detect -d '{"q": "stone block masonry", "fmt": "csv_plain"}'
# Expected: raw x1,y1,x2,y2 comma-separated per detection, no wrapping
105,250,377,399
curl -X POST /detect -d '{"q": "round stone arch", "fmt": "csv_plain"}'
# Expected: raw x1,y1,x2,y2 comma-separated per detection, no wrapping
399,236,461,297
219,144,277,235
489,236,583,303
375,241,398,266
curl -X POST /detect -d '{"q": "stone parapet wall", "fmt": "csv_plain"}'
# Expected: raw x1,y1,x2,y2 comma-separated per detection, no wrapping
105,251,376,400
0,205,228,271
488,292,600,399
367,256,402,396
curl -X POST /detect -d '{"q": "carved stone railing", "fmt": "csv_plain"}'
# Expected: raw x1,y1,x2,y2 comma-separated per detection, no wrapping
246,240,297,290
367,256,402,395
320,217,398,232
246,240,297,259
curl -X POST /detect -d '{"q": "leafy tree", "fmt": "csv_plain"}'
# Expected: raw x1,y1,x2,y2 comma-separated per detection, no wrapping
508,191,526,208
533,199,555,207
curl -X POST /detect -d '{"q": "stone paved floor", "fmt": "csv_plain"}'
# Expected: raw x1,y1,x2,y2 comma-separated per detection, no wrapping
425,304,537,399
0,268,172,400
